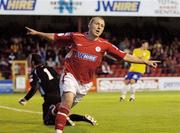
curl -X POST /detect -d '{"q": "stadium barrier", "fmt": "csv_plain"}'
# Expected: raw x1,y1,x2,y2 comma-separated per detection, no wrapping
96,77,180,92
0,80,13,93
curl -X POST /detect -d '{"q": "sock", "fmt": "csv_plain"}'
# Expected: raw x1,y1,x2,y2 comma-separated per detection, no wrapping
69,114,91,123
120,84,130,99
65,114,84,126
130,83,139,99
55,105,70,132
69,114,84,122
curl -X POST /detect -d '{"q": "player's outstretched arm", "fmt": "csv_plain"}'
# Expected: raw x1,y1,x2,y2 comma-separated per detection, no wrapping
123,53,160,68
18,86,38,106
25,27,55,41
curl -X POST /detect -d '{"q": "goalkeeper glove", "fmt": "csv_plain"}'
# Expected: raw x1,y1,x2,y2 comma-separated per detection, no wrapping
19,98,27,105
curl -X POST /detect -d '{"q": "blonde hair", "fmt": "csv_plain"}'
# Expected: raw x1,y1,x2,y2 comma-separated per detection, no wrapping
89,17,104,24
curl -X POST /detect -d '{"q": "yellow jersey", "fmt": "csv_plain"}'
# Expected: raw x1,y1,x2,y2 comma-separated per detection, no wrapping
129,48,150,74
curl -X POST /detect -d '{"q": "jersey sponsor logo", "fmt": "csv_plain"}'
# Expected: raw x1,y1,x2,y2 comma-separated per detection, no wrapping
0,0,36,10
95,46,101,52
74,51,97,62
95,0,140,12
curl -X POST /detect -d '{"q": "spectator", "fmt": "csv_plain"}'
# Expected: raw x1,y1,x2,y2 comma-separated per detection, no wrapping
97,60,113,77
118,37,130,51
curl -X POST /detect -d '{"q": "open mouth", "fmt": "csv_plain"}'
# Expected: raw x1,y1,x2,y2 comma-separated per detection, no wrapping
96,30,100,34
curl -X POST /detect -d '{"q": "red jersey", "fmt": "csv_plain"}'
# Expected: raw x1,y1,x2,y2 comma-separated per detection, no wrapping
54,32,126,83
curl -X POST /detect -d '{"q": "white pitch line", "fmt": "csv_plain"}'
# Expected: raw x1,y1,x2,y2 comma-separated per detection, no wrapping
0,105,42,115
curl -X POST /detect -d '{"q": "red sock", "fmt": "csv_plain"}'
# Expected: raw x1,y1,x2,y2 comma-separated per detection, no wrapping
55,105,70,131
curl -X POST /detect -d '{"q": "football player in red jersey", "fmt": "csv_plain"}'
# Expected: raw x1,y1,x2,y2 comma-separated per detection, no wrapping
26,17,159,133
19,53,97,126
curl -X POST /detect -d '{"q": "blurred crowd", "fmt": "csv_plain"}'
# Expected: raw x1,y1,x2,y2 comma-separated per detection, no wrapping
0,22,180,79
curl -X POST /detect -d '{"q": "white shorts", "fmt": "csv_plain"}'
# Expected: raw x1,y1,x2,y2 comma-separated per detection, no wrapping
60,72,93,106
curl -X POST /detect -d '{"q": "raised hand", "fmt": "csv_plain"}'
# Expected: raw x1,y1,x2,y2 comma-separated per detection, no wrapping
25,27,39,35
145,60,161,68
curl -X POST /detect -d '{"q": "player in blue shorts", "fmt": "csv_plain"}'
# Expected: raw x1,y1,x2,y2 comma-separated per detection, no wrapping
120,40,151,101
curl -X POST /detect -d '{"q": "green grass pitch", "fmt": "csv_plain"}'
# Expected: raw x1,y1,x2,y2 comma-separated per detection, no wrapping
0,91,180,133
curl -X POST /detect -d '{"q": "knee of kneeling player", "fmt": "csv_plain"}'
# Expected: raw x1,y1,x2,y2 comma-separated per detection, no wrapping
44,119,55,125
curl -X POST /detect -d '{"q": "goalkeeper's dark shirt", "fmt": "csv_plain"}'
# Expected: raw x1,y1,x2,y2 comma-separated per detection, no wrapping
24,65,60,103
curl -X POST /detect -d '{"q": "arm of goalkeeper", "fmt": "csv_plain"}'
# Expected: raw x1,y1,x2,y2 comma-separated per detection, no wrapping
19,98,27,105
18,86,38,106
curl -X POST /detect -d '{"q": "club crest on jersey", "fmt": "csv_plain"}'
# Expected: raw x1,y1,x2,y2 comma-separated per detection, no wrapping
95,46,101,52
74,51,97,62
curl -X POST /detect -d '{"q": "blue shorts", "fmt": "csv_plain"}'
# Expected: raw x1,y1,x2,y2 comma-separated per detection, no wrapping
124,72,142,82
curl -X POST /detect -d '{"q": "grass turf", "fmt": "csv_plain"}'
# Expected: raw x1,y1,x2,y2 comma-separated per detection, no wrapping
0,91,180,133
